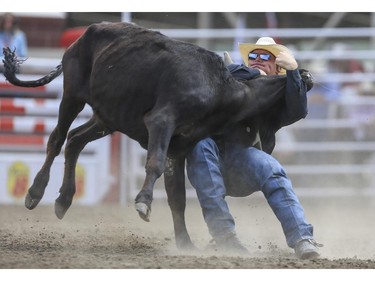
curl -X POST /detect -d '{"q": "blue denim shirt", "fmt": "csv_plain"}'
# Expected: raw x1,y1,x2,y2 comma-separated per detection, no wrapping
0,30,28,58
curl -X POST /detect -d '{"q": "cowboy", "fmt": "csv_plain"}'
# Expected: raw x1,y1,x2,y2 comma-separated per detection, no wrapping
186,37,322,259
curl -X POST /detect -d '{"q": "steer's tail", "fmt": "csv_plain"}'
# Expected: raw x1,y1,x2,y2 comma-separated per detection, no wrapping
2,47,63,87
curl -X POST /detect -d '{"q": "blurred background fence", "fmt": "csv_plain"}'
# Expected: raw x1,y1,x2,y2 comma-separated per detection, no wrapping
1,12,375,205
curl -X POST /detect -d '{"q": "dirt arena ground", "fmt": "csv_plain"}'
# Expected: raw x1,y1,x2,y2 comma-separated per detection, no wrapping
1,195,375,272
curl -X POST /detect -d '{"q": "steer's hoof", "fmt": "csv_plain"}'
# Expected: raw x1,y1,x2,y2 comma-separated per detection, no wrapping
177,239,197,252
25,192,41,210
55,195,72,220
135,202,151,222
54,199,71,220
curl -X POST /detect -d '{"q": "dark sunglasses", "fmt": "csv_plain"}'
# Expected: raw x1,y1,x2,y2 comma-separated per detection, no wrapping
248,52,271,61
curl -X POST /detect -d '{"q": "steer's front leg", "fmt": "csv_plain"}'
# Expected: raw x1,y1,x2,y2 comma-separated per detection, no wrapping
135,109,176,222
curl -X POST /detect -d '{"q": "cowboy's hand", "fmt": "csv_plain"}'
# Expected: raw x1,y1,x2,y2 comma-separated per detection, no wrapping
275,51,298,71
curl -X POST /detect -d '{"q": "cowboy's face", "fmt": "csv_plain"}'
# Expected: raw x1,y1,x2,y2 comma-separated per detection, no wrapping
3,14,14,31
247,49,280,75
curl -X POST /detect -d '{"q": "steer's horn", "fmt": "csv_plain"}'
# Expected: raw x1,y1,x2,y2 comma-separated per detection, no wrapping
223,51,234,66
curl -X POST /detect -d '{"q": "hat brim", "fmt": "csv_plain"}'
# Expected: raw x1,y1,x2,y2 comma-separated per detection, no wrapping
238,43,290,75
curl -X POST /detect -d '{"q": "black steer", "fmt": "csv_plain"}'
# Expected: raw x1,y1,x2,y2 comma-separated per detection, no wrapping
2,22,288,249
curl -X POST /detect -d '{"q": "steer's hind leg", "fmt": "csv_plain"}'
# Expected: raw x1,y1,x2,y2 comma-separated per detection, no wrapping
25,98,85,210
164,156,196,250
55,116,110,219
135,109,176,222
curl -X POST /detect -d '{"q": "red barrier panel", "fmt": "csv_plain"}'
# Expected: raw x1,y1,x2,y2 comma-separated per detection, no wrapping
0,134,46,146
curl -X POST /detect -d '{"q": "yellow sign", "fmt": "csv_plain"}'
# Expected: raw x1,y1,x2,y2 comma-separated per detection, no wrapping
75,163,85,199
7,161,29,199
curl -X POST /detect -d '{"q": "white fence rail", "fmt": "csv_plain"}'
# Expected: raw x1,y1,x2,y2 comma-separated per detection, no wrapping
154,27,375,39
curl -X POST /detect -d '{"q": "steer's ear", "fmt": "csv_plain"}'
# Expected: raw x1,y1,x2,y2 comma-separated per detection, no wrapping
223,51,234,66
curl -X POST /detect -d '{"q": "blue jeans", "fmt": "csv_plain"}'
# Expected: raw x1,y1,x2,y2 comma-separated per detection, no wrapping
186,138,314,248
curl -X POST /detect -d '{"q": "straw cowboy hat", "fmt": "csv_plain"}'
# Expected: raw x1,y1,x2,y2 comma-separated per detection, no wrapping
238,37,291,75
